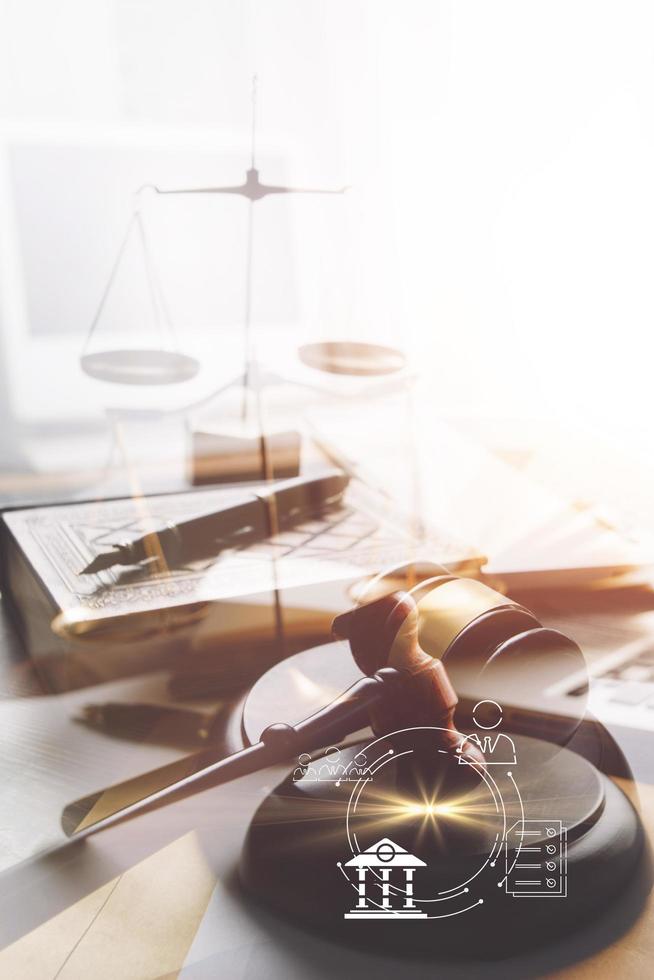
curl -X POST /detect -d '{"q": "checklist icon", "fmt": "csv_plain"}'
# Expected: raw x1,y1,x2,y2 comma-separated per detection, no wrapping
504,819,568,898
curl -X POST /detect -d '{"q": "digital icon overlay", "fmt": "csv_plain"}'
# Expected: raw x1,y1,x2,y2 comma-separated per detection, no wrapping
335,720,569,920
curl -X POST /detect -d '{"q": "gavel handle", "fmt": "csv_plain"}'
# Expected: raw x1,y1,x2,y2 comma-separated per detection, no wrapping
62,668,402,840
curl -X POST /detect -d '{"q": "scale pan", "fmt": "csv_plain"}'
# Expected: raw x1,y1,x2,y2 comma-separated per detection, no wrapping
81,349,200,385
298,340,405,377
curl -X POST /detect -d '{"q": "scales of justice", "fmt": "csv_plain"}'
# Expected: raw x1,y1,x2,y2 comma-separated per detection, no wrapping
80,75,406,436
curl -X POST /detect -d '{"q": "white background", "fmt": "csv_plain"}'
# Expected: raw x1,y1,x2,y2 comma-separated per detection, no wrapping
1,0,654,429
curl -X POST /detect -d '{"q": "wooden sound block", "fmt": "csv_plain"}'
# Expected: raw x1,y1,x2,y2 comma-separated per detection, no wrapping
239,645,648,954
240,734,646,955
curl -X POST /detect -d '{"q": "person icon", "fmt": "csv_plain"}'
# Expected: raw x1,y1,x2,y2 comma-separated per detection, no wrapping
293,752,318,781
317,746,346,781
348,751,369,779
456,700,517,766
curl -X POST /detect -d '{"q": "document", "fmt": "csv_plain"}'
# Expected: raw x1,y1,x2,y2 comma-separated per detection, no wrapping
504,819,568,898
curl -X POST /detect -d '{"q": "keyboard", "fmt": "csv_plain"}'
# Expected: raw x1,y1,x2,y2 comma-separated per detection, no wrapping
568,640,654,730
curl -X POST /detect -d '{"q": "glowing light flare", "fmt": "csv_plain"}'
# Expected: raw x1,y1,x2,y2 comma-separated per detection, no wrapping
397,798,463,819
348,782,501,844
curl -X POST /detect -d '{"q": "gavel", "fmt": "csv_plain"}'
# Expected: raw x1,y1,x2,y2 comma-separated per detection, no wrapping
331,592,485,766
62,576,584,838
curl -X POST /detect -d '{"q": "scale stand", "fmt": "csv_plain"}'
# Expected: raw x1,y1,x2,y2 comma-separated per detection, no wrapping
83,76,410,488
142,75,350,426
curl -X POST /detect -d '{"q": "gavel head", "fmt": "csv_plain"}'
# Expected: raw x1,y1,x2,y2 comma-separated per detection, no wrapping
332,568,588,749
333,590,485,766
332,590,421,674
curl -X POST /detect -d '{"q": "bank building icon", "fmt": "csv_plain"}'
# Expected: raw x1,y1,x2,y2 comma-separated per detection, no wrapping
340,838,427,919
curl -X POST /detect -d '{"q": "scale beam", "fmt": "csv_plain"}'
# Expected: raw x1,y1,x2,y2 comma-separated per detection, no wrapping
140,169,348,202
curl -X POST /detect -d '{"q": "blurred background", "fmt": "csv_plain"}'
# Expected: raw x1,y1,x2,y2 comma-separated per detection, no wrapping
2,0,654,507
4,0,654,923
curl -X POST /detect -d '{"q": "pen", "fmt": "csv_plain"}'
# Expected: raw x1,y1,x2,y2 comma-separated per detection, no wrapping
79,468,349,574
76,702,221,745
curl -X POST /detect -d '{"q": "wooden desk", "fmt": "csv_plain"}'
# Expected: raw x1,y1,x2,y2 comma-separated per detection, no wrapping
0,764,651,978
549,778,654,980
0,600,652,978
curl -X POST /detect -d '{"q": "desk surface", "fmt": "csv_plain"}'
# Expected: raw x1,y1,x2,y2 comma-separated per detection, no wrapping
0,599,652,978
